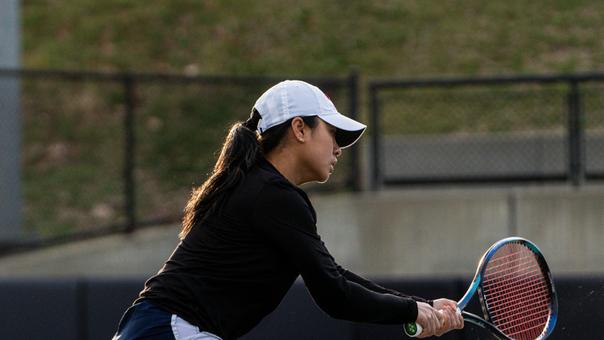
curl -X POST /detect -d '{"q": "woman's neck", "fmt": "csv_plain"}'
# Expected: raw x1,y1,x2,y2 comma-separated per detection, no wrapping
265,149,304,186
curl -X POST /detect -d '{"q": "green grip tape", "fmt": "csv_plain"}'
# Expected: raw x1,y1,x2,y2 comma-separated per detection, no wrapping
404,322,422,337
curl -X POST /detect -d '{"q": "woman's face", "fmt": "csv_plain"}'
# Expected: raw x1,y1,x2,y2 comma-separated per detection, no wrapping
300,118,342,183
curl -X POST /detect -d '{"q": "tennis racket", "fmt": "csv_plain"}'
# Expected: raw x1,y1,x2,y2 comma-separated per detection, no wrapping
404,237,558,339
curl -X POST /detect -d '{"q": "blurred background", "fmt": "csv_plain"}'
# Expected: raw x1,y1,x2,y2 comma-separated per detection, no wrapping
0,1,603,339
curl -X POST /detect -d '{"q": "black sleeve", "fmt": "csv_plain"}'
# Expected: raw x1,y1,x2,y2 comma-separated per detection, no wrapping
335,265,433,306
252,184,418,324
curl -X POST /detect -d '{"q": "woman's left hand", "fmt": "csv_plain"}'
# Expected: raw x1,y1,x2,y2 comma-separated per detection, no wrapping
432,298,464,336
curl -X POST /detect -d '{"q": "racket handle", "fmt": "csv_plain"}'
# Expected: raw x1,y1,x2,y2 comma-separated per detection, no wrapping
403,322,423,337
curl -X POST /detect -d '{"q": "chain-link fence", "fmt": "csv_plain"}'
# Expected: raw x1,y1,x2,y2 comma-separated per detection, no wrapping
5,69,604,249
0,69,360,248
369,75,604,188
584,82,604,179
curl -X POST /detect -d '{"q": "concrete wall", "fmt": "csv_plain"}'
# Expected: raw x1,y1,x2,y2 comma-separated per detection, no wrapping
314,185,604,277
0,185,601,278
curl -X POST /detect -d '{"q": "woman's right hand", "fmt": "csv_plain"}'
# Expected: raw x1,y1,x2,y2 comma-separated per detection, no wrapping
415,302,445,338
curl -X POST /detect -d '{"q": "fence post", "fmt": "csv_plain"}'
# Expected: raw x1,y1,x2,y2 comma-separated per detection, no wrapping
370,84,381,190
0,0,22,242
567,80,584,187
123,75,137,232
347,71,361,191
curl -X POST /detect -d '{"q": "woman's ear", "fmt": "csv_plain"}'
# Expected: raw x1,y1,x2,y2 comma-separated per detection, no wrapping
291,117,306,143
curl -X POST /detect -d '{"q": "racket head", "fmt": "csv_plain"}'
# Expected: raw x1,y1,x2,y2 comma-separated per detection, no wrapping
471,237,558,339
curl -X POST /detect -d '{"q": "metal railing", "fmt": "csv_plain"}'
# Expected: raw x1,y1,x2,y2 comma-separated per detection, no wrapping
0,68,360,251
369,73,604,189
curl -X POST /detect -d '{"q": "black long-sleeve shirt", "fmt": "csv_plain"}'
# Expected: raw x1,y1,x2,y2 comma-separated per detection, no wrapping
138,157,428,339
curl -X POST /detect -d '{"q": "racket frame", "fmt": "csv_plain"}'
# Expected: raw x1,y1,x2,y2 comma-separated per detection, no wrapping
404,237,558,339
458,237,558,340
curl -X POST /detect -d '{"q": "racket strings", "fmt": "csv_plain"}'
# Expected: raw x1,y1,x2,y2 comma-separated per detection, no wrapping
483,266,548,303
485,289,549,319
483,261,543,292
481,243,552,340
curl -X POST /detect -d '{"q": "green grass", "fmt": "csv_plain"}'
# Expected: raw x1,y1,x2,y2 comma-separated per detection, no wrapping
18,1,604,237
22,1,604,76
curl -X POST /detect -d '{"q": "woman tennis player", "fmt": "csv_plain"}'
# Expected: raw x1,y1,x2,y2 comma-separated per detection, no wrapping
113,80,463,339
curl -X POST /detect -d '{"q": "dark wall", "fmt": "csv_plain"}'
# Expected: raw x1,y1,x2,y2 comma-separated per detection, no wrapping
0,276,600,339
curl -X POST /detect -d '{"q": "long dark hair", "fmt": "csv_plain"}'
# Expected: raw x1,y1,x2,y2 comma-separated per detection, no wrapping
179,110,318,239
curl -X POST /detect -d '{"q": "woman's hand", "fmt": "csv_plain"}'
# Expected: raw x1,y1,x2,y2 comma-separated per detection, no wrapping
415,302,445,338
432,298,464,336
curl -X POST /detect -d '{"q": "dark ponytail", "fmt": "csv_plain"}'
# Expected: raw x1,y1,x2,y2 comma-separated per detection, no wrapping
179,110,318,239
179,110,261,239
